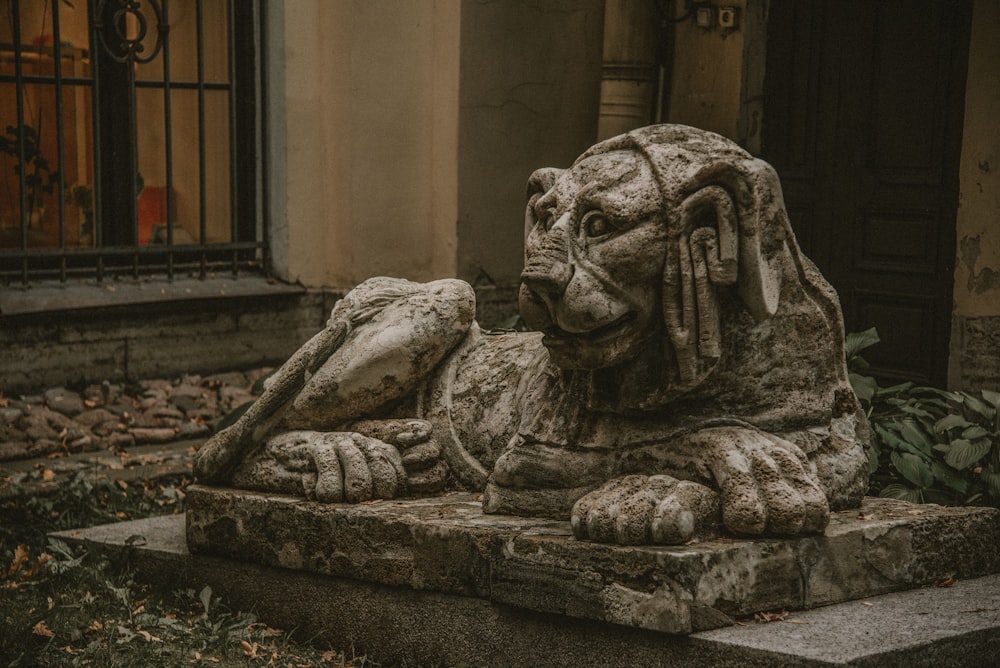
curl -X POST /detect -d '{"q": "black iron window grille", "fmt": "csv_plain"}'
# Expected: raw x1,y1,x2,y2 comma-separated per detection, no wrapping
0,0,266,284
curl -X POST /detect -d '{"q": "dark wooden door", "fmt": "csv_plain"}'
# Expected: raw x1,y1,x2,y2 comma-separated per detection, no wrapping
762,0,972,386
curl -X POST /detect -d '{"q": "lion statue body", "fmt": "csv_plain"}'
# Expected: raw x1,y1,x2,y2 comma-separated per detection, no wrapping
194,125,869,545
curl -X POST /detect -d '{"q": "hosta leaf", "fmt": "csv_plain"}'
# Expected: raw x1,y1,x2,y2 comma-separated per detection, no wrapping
961,393,996,422
899,404,934,419
878,381,914,397
935,414,973,433
891,451,934,488
879,483,923,503
873,423,927,459
849,372,877,403
931,461,969,494
962,425,990,441
845,327,880,360
981,470,1000,500
899,418,934,454
981,389,1000,410
867,440,882,475
944,438,992,470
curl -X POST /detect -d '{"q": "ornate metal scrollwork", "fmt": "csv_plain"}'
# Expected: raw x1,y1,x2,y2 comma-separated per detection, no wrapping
92,0,166,65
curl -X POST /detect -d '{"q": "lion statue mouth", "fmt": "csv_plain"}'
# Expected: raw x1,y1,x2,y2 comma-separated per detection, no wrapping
541,311,637,343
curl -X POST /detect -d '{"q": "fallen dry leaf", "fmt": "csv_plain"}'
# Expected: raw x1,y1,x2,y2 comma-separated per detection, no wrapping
861,601,875,607
32,620,55,637
754,609,789,623
5,544,29,579
136,629,162,642
241,639,260,659
41,469,55,481
933,577,956,587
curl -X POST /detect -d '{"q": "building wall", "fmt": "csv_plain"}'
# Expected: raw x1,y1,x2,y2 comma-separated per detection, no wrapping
264,1,998,391
269,0,460,289
269,0,603,308
949,0,1000,391
456,0,604,291
664,1,747,142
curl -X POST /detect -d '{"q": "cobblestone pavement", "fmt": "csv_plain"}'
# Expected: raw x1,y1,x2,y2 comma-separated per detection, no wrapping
0,369,269,497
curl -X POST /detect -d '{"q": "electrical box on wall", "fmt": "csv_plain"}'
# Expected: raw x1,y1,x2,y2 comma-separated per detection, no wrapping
691,2,741,32
694,3,715,29
718,6,740,30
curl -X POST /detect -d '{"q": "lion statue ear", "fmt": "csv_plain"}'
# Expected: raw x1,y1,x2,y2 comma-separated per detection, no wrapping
524,168,564,242
664,159,783,385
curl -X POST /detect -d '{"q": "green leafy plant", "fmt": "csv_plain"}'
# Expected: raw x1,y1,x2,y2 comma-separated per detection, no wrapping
0,122,60,226
847,328,1000,507
66,182,94,238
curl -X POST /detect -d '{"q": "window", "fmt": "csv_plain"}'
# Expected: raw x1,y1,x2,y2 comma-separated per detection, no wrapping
0,0,264,283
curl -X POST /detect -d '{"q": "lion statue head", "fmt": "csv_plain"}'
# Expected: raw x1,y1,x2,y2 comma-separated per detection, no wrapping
517,125,851,426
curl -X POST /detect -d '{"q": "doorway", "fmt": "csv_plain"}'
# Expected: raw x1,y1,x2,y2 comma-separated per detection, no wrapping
762,0,973,386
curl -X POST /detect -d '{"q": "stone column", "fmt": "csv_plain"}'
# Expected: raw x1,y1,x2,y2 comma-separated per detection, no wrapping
596,0,660,140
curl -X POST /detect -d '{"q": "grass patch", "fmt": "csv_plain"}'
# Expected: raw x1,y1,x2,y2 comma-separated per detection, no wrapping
1,472,376,667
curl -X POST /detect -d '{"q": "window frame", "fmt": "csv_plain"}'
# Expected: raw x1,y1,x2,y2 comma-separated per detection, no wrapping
0,0,267,284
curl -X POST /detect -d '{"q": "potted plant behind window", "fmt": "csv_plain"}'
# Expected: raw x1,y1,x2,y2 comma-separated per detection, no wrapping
0,121,60,230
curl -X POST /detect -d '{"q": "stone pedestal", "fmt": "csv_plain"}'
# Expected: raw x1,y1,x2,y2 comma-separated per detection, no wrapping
185,486,1000,635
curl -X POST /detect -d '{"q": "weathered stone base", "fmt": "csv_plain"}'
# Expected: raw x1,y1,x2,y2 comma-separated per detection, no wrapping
184,486,1000,635
58,513,1000,667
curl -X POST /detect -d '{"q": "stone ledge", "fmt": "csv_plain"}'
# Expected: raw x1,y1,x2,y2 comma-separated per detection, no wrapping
184,486,1000,635
56,514,1000,667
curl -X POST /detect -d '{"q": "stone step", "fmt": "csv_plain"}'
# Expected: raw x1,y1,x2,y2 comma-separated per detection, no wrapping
182,486,1000,634
55,497,1000,666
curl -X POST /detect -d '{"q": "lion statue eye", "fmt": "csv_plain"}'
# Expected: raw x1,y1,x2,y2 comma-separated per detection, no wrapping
541,211,557,232
582,211,611,238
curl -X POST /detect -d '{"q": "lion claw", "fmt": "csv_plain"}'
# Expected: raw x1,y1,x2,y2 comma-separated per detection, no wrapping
571,475,721,545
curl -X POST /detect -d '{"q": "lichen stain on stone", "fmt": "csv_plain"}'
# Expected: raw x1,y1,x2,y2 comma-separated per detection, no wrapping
278,542,304,569
960,234,1000,294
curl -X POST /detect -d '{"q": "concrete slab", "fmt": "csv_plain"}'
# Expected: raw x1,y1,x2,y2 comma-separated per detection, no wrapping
56,513,1000,667
184,486,1000,635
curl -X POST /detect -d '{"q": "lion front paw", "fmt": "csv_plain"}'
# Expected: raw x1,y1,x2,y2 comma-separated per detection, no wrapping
349,419,449,495
233,430,409,503
689,426,831,536
570,475,721,545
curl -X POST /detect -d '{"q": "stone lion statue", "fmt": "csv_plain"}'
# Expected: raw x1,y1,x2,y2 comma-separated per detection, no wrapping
194,125,869,545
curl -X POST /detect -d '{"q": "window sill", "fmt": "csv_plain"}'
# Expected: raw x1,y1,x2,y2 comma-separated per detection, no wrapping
0,275,305,317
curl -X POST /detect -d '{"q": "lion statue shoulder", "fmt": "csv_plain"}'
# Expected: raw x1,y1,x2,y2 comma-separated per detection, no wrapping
194,124,869,545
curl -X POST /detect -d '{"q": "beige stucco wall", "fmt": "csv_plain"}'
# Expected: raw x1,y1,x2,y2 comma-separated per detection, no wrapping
665,1,746,142
953,0,1000,318
271,0,460,289
456,0,604,289
271,0,602,293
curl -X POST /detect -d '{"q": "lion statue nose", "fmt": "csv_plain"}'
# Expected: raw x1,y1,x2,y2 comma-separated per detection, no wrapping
521,260,574,304
521,219,574,305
